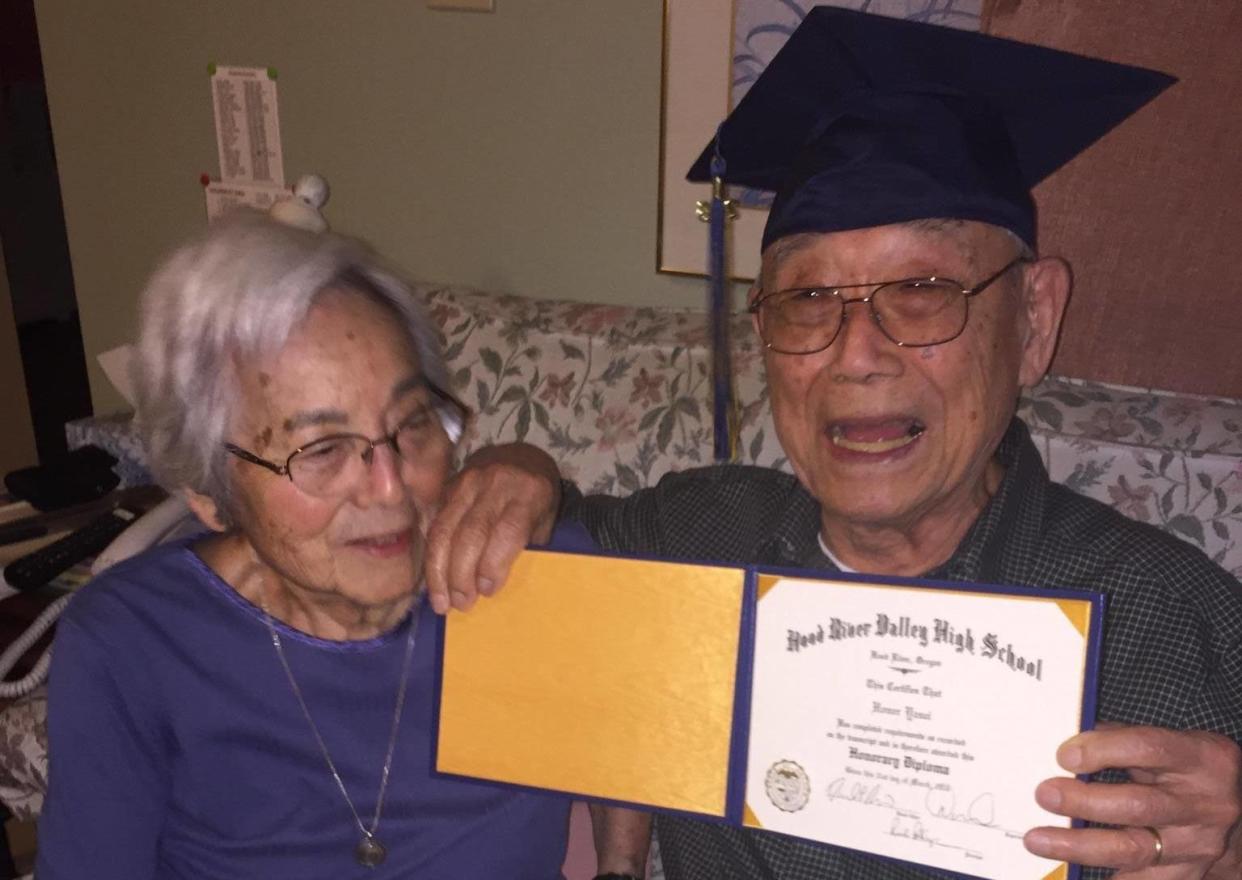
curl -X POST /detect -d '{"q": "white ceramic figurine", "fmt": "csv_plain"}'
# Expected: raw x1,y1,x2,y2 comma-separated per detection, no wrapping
269,173,330,232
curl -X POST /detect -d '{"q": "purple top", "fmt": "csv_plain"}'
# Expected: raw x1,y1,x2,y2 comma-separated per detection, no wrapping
37,526,591,879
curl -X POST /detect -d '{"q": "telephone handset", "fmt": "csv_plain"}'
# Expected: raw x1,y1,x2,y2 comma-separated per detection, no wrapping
0,495,200,698
89,495,197,575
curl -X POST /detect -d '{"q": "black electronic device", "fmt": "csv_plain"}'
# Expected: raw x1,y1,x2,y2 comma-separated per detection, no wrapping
3,505,141,591
4,444,120,512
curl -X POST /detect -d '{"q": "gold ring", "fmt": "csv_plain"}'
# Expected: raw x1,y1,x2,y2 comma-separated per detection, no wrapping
1144,826,1164,866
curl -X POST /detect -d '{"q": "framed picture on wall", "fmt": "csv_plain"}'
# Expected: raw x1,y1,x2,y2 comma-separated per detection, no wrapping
657,0,985,280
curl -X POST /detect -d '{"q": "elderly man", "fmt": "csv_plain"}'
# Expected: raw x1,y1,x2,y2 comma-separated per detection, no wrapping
428,9,1242,880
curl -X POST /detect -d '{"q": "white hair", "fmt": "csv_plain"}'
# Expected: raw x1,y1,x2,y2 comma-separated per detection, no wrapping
132,211,449,510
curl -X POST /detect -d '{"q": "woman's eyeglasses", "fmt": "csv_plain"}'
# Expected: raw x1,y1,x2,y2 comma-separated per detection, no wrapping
224,381,468,498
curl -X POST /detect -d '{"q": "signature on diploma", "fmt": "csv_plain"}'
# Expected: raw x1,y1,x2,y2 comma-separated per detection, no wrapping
924,788,1025,839
929,784,993,829
925,788,996,827
824,777,897,809
824,776,1024,851
888,814,983,859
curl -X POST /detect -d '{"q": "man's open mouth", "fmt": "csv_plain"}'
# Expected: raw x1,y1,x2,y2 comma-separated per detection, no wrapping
829,420,926,453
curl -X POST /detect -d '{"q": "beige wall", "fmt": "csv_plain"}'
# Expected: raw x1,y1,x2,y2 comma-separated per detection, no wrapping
0,237,38,476
35,1,724,415
992,0,1242,397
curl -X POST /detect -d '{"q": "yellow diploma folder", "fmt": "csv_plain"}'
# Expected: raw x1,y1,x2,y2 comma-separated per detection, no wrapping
437,549,747,816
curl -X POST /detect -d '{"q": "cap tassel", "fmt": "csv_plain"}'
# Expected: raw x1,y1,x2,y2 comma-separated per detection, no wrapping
696,145,740,463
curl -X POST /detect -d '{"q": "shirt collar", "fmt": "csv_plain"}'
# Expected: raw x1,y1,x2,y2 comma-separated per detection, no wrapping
754,482,823,569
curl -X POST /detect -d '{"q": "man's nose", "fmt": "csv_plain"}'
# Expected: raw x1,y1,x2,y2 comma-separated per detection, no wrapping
829,295,901,379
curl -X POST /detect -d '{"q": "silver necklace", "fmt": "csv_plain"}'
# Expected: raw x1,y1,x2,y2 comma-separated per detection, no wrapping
262,597,418,868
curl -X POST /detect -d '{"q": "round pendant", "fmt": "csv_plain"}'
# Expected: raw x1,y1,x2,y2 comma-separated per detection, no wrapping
355,835,387,867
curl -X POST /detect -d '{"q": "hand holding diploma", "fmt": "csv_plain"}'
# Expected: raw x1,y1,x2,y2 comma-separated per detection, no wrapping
1024,724,1242,878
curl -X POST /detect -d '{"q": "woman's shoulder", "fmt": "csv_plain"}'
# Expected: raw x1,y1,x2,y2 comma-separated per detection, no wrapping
61,539,217,632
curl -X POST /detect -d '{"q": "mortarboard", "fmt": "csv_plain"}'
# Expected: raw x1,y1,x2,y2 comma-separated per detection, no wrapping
687,6,1176,250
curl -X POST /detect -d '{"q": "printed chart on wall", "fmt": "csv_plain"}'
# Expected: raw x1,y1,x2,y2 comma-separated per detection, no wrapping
203,64,288,219
659,0,983,279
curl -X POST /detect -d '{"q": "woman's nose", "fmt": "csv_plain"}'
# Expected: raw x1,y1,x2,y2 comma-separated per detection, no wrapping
356,440,405,505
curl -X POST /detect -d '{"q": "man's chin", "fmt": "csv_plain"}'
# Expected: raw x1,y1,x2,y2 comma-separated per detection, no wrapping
812,482,928,529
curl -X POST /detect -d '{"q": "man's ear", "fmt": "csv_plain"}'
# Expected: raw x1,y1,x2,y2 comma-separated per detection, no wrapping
1016,256,1071,388
747,282,763,339
183,489,230,533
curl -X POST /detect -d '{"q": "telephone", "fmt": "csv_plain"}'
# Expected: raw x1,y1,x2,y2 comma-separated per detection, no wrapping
89,495,197,575
0,495,200,698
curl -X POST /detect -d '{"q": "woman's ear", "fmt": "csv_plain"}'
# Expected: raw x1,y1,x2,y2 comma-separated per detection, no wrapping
183,489,230,533
1016,256,1071,389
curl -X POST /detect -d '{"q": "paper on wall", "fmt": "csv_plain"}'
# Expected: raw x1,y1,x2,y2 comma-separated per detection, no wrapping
210,65,284,187
97,345,137,408
203,180,289,221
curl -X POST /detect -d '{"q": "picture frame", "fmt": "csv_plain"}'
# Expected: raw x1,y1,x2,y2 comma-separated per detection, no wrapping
657,0,765,281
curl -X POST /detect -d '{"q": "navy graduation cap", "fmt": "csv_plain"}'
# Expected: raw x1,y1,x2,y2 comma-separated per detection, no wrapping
687,6,1176,250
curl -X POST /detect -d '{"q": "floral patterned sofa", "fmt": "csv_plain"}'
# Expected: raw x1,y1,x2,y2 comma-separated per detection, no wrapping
3,282,1240,851
416,283,1242,578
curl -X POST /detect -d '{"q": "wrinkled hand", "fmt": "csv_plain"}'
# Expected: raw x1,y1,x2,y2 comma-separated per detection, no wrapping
424,443,562,614
1024,724,1242,877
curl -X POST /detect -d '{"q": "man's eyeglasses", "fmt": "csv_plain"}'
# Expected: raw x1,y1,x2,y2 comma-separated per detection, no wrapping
749,256,1029,355
224,381,468,498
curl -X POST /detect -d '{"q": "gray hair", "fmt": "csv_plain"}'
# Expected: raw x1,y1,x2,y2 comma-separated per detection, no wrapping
903,218,1036,262
133,211,448,511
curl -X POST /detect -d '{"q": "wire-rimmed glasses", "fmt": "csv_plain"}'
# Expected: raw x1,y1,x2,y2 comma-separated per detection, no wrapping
223,380,468,498
749,256,1028,355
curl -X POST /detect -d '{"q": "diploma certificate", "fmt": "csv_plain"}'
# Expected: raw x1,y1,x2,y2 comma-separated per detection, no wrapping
436,552,1101,880
744,574,1097,880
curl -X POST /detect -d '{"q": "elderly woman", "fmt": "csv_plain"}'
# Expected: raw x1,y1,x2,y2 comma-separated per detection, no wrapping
35,214,579,878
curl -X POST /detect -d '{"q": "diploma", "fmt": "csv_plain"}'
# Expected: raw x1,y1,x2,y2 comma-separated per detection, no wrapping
436,552,1101,880
743,573,1098,880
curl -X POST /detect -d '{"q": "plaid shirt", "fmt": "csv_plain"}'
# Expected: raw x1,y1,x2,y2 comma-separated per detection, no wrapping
566,418,1242,880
